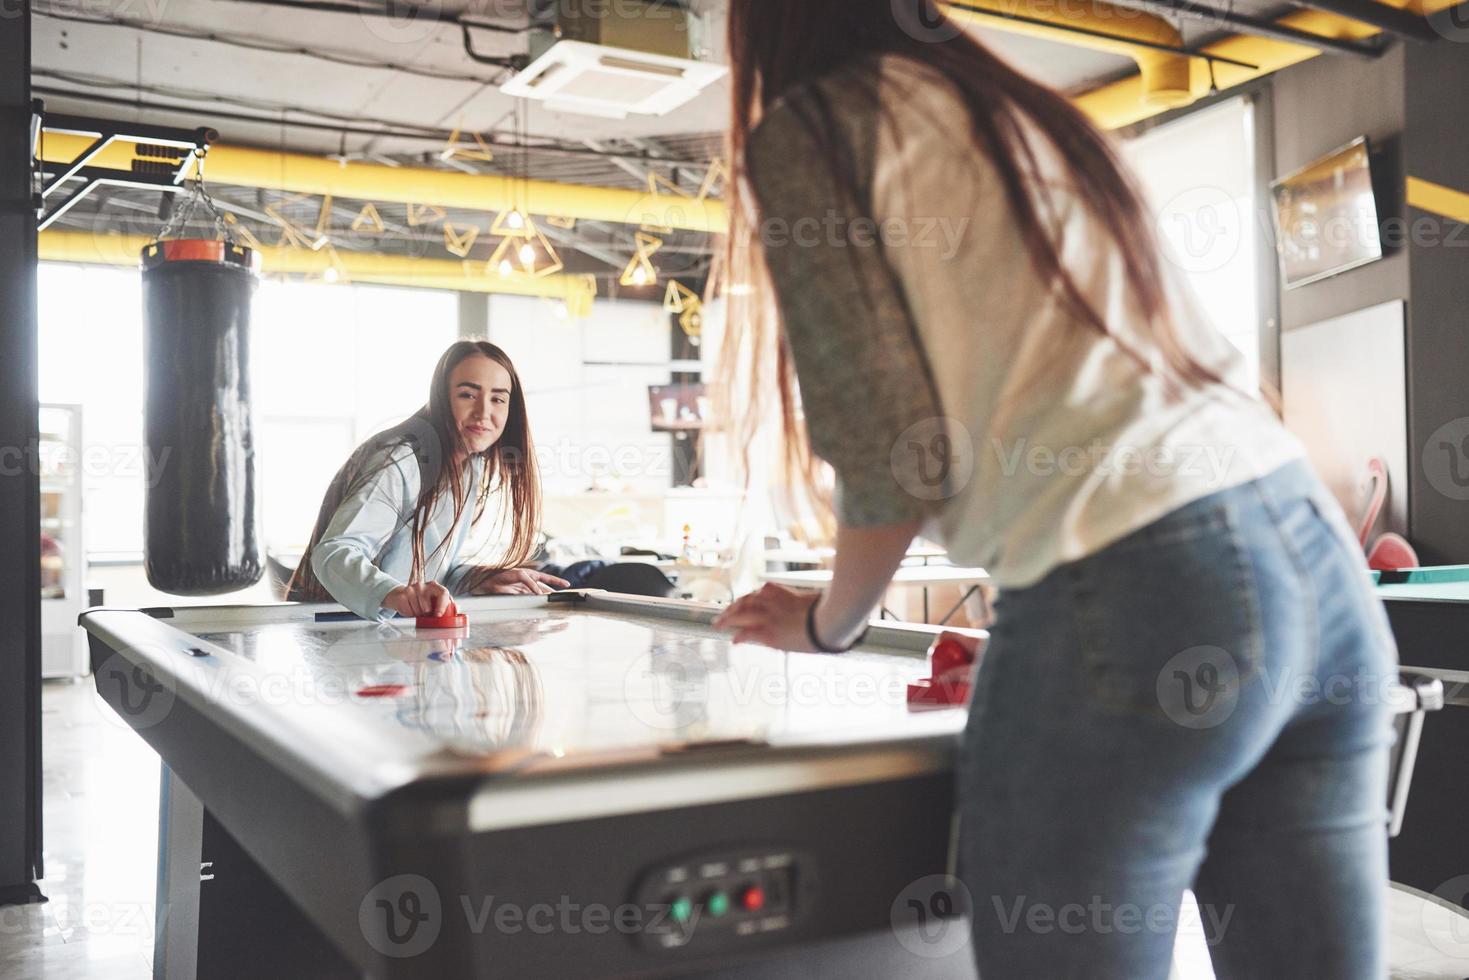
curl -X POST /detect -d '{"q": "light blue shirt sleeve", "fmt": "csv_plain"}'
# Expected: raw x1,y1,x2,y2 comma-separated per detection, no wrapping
310,450,416,622
443,551,478,597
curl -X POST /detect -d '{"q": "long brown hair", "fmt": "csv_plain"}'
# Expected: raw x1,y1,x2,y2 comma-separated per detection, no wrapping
719,0,1226,495
287,341,541,602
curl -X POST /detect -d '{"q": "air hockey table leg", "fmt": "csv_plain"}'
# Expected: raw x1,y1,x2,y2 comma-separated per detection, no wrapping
154,763,360,980
155,762,203,980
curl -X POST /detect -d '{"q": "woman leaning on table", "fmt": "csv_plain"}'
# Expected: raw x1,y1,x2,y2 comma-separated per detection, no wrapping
710,2,1398,977
286,340,566,621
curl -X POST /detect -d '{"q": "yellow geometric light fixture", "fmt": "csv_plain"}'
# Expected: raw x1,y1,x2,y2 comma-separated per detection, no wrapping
307,194,333,250
637,160,728,235
407,202,447,227
442,221,480,258
318,241,350,285
263,191,333,251
664,280,703,340
439,124,495,164
490,208,533,238
487,219,563,279
678,304,703,339
663,279,698,314
620,231,663,287
350,202,385,233
696,158,728,201
221,212,263,250
639,172,685,235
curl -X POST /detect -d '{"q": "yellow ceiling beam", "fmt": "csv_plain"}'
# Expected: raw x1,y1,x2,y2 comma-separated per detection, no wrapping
1407,176,1469,225
1075,0,1460,130
38,231,599,311
34,134,728,234
943,0,1196,109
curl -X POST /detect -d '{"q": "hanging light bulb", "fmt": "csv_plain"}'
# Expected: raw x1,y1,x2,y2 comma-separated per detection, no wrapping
631,265,648,286
519,242,536,267
507,209,525,230
323,266,339,284
498,258,513,278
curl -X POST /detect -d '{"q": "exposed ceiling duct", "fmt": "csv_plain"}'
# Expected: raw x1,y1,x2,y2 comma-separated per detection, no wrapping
942,0,1199,110
1078,0,1464,129
1287,0,1444,40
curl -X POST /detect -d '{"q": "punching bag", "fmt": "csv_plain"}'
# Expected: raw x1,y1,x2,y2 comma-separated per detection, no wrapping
141,239,262,595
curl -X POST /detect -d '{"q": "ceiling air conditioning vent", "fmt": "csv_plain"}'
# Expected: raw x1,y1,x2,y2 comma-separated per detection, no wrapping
500,1,726,118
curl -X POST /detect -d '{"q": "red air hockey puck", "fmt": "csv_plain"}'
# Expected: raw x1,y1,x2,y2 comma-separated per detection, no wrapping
907,678,972,709
356,684,408,698
929,638,972,680
415,612,468,629
416,602,468,630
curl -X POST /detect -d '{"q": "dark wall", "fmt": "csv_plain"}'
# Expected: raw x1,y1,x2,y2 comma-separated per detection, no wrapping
1269,39,1469,563
1403,40,1469,564
0,0,43,893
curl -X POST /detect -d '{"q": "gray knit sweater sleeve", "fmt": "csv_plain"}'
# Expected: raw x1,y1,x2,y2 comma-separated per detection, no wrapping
745,73,944,526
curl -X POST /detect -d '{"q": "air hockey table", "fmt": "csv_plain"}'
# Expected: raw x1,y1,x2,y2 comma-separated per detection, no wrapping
80,591,973,980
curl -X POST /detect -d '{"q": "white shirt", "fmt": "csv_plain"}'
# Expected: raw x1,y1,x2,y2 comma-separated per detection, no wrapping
748,56,1303,589
310,446,487,620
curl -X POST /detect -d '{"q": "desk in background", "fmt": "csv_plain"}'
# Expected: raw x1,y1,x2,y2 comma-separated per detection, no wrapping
759,565,992,627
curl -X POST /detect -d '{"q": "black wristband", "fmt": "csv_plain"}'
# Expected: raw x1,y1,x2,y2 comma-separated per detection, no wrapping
806,599,867,653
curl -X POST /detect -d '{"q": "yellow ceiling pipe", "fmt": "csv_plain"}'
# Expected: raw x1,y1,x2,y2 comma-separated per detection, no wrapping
943,0,1197,108
38,230,599,313
1075,0,1462,129
34,134,728,235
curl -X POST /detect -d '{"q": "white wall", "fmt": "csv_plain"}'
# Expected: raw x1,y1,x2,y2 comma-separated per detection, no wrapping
1122,97,1262,389
486,294,676,498
252,281,456,551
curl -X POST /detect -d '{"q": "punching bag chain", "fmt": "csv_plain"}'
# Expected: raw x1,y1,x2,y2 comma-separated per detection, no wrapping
156,147,233,245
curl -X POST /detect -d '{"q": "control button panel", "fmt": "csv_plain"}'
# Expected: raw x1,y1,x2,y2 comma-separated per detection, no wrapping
632,846,817,951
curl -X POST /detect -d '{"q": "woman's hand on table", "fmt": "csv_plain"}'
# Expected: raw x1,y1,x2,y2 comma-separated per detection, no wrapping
713,583,824,651
476,568,570,596
383,582,454,618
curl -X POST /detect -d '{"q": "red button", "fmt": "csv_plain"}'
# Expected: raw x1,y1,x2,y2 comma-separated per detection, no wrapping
741,886,765,912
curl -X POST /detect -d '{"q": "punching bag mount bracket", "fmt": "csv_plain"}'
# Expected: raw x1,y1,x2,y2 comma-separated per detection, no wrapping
32,108,216,232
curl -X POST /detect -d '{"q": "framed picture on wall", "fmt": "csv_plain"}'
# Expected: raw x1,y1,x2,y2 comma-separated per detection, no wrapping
1270,136,1384,289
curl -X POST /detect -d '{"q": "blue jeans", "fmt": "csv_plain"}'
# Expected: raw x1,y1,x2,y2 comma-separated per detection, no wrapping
958,460,1399,979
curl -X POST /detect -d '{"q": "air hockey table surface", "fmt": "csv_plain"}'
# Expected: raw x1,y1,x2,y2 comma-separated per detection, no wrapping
81,590,972,980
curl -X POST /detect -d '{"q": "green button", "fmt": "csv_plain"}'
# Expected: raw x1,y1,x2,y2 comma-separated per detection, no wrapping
670,896,693,924
707,891,730,918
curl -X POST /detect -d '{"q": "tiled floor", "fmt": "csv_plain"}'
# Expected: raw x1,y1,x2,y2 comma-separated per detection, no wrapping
1,680,157,980
6,680,1469,979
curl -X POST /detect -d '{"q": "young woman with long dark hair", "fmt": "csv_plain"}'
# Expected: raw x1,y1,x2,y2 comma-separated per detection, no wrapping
287,341,567,620
711,3,1398,976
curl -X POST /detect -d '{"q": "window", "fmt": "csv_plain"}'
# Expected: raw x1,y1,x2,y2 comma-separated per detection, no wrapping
1121,97,1262,389
38,264,456,559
